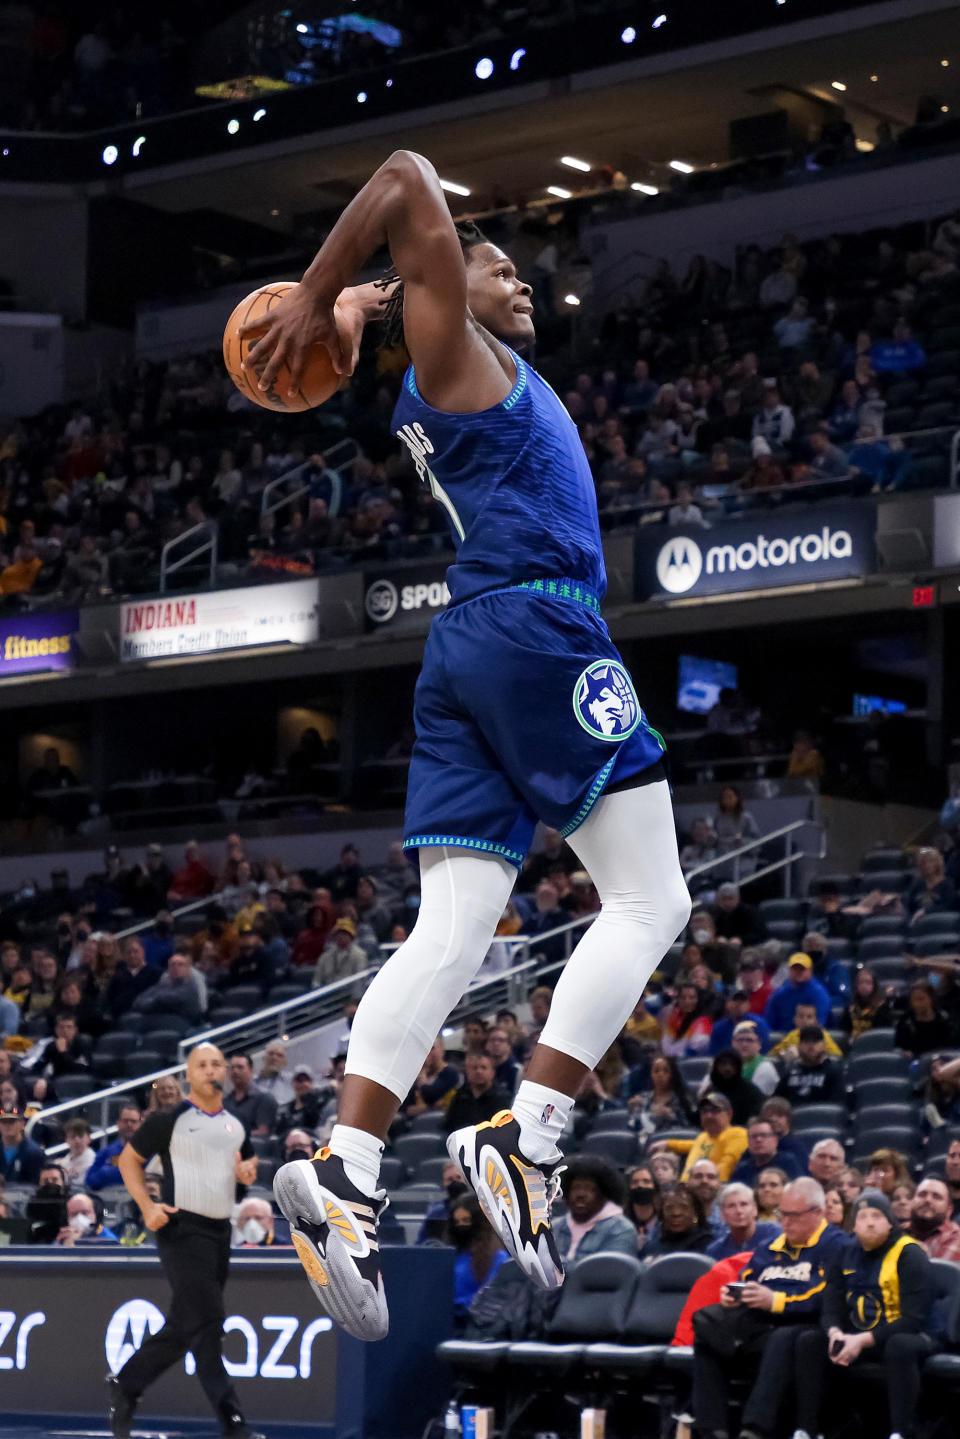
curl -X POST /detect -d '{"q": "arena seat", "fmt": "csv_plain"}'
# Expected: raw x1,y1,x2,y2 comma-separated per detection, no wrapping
790,1104,849,1134
852,1076,916,1108
390,1131,447,1174
847,1053,912,1086
857,937,908,962
507,1252,643,1374
860,849,909,872
578,1130,639,1166
849,1029,899,1056
858,916,907,938
913,912,960,936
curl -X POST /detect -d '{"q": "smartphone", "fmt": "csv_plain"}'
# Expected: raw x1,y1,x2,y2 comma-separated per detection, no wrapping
830,1337,844,1357
726,1283,747,1299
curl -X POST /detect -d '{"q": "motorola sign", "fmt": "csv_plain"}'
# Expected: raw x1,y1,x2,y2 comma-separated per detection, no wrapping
636,506,875,600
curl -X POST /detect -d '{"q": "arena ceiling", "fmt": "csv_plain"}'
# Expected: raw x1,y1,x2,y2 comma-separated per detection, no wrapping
124,5,957,243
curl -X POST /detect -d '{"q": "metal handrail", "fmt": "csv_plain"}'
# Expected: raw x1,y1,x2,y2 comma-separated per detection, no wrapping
685,818,825,897
159,519,218,592
260,438,361,520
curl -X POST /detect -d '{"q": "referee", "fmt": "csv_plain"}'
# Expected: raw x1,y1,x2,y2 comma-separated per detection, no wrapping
109,1043,264,1439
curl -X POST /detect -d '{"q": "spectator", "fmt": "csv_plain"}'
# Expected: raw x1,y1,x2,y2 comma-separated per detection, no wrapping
444,1054,511,1135
732,1115,804,1186
712,882,765,948
760,1096,810,1171
804,426,851,483
629,1053,697,1133
764,952,831,1030
553,1155,637,1261
684,913,739,985
225,927,273,998
739,951,775,1017
769,1002,844,1062
786,730,825,780
484,1025,520,1094
808,1138,846,1191
865,1147,913,1197
700,1049,764,1126
131,950,205,1024
224,1052,278,1138
944,1138,960,1220
687,1158,725,1233
731,1021,779,1095
102,936,159,1022
291,902,336,972
905,846,957,921
659,1091,748,1182
707,1182,781,1260
448,1194,510,1331
61,1116,95,1186
756,1166,789,1221
679,818,719,874
0,1104,44,1184
256,1040,294,1108
710,991,771,1056
823,1185,854,1232
141,911,176,971
276,1066,334,1138
405,1035,461,1113
146,1075,184,1113
26,1162,69,1243
167,840,215,903
85,1103,142,1190
775,1025,845,1106
417,1160,469,1244
650,1149,681,1186
910,1176,960,1260
624,1163,662,1252
691,1177,846,1439
891,1179,916,1226
234,1195,285,1249
842,964,894,1038
460,1015,489,1056
282,1129,316,1165
800,930,850,1003
624,992,663,1048
660,981,714,1056
751,385,795,447
644,1182,714,1256
56,1192,118,1246
839,1165,866,1207
895,981,957,1057
773,296,815,352
790,1189,934,1439
871,317,927,372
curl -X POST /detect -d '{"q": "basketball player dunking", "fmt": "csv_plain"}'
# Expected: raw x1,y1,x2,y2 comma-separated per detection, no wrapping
241,150,691,1340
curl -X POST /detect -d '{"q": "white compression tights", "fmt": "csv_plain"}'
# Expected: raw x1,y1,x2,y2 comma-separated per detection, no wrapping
344,779,692,1101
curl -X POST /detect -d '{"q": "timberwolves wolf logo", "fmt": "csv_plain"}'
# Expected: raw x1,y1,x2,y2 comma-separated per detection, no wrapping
573,661,642,742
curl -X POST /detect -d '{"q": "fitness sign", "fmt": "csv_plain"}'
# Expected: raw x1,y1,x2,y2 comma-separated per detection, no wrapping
635,504,875,601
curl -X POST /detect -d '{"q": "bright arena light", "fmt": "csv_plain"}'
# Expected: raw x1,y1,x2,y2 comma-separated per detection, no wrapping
669,159,694,173
621,26,636,43
227,118,240,134
253,108,266,121
356,91,367,102
652,13,667,28
475,57,494,79
102,144,118,165
296,23,309,34
564,294,581,306
631,182,659,194
510,48,526,70
132,136,146,157
546,185,572,198
560,156,591,172
831,80,847,91
439,179,471,196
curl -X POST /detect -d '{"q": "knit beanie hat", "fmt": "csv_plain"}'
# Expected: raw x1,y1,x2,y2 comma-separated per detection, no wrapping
853,1187,897,1229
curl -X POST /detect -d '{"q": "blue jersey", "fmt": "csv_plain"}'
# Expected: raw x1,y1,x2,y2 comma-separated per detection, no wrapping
391,346,605,604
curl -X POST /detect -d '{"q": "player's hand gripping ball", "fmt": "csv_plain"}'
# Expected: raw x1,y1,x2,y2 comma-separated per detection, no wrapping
223,281,356,412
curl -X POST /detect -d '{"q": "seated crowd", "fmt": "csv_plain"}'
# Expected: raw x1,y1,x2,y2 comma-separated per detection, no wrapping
1,209,958,614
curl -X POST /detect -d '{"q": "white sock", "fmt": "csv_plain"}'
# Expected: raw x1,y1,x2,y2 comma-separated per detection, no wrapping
328,1123,384,1197
512,1080,573,1163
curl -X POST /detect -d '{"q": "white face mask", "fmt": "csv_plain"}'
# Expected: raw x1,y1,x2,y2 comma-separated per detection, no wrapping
70,1211,93,1234
692,928,712,945
240,1218,267,1246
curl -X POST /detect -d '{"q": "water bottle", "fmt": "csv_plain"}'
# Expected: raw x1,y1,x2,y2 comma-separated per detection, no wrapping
443,1399,462,1437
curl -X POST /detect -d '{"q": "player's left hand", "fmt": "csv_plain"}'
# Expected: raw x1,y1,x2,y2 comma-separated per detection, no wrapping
235,1155,258,1186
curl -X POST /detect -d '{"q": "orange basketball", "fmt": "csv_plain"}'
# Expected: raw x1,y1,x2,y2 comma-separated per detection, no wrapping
222,281,347,413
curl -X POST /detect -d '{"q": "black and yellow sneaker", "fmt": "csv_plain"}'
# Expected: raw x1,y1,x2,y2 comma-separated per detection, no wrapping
273,1148,389,1341
447,1110,565,1290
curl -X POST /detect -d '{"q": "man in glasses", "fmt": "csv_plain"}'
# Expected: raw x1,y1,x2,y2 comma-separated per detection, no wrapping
692,1176,847,1439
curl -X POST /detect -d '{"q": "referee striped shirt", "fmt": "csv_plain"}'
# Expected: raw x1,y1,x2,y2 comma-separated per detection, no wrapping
131,1101,253,1221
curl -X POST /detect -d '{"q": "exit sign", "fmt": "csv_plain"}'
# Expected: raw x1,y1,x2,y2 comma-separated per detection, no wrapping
913,586,935,607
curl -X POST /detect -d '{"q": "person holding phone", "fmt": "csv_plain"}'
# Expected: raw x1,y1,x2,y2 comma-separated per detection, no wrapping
787,1189,935,1439
691,1177,847,1439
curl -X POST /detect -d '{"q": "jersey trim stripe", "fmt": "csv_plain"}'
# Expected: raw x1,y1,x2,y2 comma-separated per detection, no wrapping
504,577,602,612
402,833,526,868
404,359,527,414
559,755,617,838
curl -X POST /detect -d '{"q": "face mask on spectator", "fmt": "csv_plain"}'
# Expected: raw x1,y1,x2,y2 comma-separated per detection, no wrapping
240,1219,267,1245
286,1147,311,1163
631,1185,656,1205
155,921,171,936
445,1179,468,1201
451,1223,475,1248
692,927,712,945
70,1211,93,1234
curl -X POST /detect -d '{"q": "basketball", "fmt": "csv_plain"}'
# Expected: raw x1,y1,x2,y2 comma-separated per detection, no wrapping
222,280,347,412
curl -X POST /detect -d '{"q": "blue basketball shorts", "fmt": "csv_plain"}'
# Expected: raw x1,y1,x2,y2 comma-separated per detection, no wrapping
402,579,667,869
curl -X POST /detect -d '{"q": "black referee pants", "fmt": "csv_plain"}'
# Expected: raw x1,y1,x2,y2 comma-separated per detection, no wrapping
118,1213,240,1422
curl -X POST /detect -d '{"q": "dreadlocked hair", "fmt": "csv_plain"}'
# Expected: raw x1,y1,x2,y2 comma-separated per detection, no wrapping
376,220,491,354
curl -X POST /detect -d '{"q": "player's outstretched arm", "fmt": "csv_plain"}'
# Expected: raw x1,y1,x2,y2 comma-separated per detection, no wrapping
241,151,498,405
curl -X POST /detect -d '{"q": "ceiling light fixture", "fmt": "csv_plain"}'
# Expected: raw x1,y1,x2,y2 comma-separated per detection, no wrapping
510,47,526,70
669,159,694,173
227,118,240,134
475,56,494,79
870,74,878,82
546,185,572,198
560,156,591,171
356,91,367,102
439,179,471,196
564,294,581,306
631,182,659,195
621,26,636,43
942,104,950,112
942,58,950,67
131,135,146,157
831,80,847,91
651,13,667,28
253,108,266,121
102,144,118,165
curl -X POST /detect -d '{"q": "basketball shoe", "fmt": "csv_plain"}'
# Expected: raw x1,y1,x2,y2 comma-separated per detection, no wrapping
447,1110,565,1289
274,1148,389,1341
